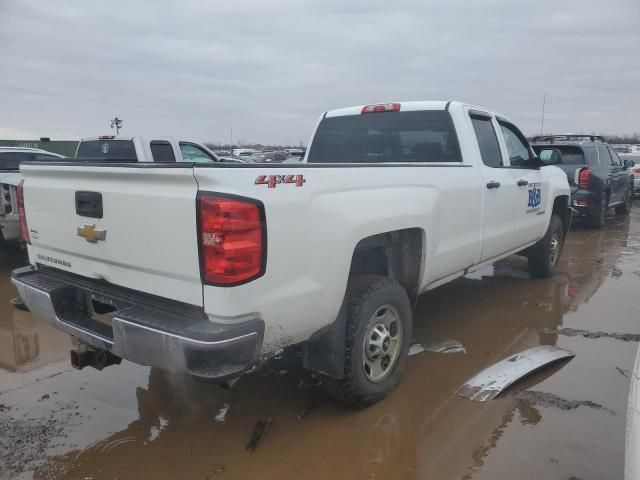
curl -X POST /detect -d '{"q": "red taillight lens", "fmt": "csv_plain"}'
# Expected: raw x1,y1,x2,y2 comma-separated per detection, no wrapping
16,180,30,244
633,166,640,174
361,103,401,114
578,168,591,189
198,194,265,285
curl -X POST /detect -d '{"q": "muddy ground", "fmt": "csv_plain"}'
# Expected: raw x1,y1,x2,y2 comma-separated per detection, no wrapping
1,206,639,480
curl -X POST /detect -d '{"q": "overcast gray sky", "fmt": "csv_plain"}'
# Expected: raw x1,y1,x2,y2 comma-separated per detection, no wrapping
1,0,639,145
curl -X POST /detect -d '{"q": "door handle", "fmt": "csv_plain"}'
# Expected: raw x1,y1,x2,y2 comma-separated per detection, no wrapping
486,181,501,189
517,179,529,186
75,191,103,218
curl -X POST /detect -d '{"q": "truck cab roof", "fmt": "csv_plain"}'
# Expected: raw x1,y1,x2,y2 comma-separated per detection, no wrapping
531,135,608,147
324,100,512,123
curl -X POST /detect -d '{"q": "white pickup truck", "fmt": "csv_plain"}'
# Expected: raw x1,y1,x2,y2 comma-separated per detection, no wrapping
12,101,571,408
73,135,244,164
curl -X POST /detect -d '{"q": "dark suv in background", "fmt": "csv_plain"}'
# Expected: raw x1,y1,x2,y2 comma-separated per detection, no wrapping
532,135,635,228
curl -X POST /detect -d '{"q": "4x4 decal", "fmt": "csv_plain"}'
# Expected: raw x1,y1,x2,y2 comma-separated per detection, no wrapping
255,174,305,189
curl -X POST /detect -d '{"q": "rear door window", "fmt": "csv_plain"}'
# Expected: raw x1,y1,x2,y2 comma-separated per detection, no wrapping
150,141,176,163
179,143,216,163
597,146,612,167
76,140,137,162
608,147,622,166
471,116,503,168
307,110,462,163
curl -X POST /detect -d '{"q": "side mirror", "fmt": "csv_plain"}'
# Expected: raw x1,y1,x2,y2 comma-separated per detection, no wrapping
623,159,635,169
537,148,562,166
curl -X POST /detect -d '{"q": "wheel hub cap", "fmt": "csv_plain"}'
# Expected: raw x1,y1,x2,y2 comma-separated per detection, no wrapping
363,305,403,383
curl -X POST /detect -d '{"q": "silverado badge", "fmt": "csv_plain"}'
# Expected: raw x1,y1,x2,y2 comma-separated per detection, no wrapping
77,224,106,243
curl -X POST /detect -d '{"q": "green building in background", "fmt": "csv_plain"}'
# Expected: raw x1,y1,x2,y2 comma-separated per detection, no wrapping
0,139,78,157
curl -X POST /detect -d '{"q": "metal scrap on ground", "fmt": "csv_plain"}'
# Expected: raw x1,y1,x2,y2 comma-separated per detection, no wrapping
456,345,575,402
409,339,466,356
214,403,230,423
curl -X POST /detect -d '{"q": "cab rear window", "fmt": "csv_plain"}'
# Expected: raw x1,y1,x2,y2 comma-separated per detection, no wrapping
307,110,462,163
75,140,137,162
532,145,585,165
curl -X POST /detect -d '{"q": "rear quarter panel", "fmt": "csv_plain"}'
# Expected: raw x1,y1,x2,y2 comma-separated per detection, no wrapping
195,164,483,353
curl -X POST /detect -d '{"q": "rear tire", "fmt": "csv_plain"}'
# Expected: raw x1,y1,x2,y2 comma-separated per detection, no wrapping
615,187,633,215
528,214,564,279
587,192,608,229
322,276,412,409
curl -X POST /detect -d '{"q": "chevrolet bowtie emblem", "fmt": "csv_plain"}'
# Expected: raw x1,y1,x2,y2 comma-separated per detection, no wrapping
77,224,106,243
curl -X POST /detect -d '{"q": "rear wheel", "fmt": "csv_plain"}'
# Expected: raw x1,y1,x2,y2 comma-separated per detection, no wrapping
528,214,564,279
615,187,633,215
588,192,608,229
322,276,412,409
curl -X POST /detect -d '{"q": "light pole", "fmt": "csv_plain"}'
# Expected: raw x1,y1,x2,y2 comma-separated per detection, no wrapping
110,117,123,135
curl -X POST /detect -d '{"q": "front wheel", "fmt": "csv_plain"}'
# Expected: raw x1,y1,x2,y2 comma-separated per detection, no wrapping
615,187,633,215
527,214,564,279
322,276,412,409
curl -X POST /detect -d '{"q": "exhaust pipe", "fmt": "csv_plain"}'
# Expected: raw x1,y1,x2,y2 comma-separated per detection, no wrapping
70,346,121,371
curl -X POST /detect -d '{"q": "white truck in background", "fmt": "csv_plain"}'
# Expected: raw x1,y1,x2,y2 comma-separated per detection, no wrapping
12,101,571,408
73,135,244,164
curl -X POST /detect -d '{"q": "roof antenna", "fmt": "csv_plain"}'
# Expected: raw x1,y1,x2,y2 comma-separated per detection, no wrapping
539,93,546,137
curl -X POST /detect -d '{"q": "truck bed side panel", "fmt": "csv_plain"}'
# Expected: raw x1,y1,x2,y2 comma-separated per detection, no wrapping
194,165,483,353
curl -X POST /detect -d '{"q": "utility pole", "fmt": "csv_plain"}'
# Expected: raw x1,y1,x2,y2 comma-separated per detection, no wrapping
540,94,546,136
230,126,233,148
110,117,123,135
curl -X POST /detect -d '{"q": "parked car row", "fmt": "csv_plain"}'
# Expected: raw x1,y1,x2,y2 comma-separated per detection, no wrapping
222,148,305,163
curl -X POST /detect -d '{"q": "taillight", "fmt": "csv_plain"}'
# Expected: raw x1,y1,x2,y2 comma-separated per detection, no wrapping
361,103,401,114
633,166,640,174
16,180,30,244
198,194,265,285
578,168,591,189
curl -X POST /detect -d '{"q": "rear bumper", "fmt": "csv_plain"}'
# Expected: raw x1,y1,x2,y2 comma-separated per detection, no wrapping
570,190,603,217
11,265,264,381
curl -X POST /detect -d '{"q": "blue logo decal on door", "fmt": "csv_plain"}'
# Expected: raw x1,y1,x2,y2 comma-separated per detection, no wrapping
527,183,542,213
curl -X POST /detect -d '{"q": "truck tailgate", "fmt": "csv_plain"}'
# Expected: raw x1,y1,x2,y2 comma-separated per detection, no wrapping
21,164,203,306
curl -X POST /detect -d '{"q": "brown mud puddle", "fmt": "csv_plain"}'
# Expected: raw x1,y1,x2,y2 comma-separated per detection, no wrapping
1,205,639,479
